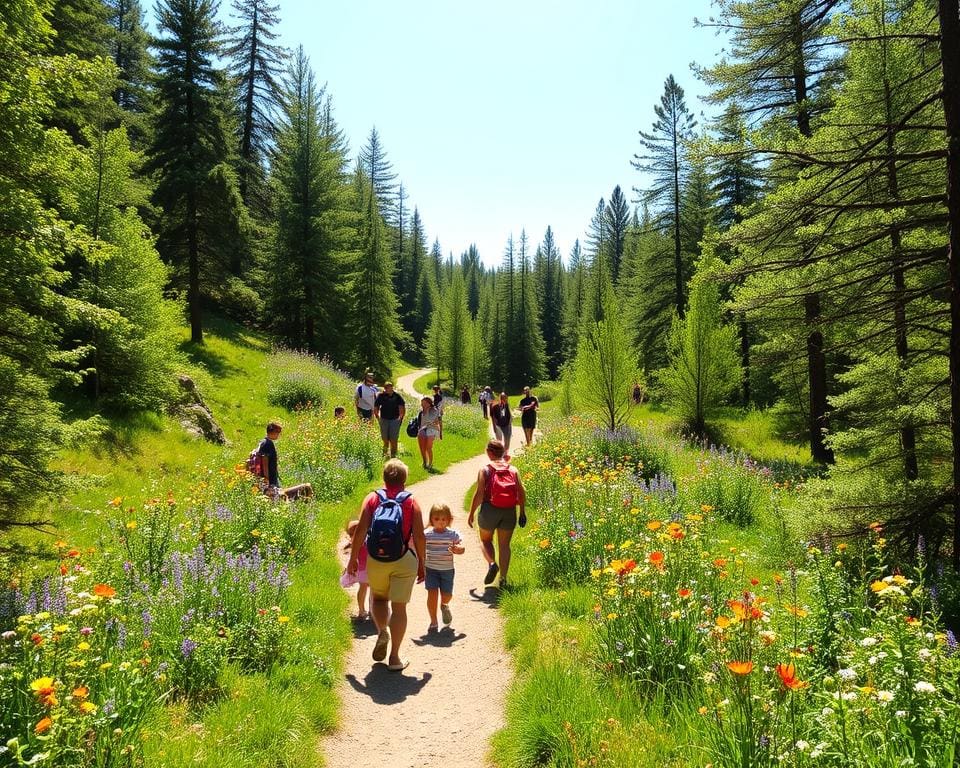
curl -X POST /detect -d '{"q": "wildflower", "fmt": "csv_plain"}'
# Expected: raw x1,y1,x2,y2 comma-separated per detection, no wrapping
72,686,89,700
277,615,290,623
713,558,727,568
77,641,91,652
34,717,53,734
109,497,123,507
796,740,809,751
92,584,116,599
698,706,709,715
914,680,936,694
538,539,551,549
870,580,888,593
126,520,137,530
876,690,894,703
837,668,857,682
776,663,809,691
749,578,760,586
31,633,43,646
53,624,69,633
79,701,97,714
860,637,878,647
786,604,809,618
646,521,662,531
715,616,731,629
726,660,753,675
648,551,665,569
678,588,692,599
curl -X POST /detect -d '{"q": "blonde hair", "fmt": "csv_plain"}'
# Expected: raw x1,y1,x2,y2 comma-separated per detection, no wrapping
382,458,408,487
429,503,453,523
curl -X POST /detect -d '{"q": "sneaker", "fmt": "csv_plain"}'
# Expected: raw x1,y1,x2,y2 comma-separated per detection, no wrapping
427,623,439,633
440,604,453,625
484,563,499,585
372,629,390,662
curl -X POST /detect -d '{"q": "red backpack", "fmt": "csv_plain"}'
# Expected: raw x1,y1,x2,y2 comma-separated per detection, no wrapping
485,464,518,508
246,444,265,480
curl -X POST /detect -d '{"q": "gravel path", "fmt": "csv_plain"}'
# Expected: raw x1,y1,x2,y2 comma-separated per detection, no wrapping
321,370,510,768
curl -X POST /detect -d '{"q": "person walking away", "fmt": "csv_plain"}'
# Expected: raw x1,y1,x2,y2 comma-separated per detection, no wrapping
632,380,644,405
355,371,378,420
460,385,471,404
374,381,406,458
417,396,443,469
342,519,371,621
432,384,444,411
490,392,513,452
468,439,526,590
423,503,464,631
519,386,539,447
479,386,492,419
255,421,313,501
347,459,425,671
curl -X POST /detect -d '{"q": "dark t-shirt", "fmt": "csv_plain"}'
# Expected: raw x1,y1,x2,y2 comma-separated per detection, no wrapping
491,402,511,428
257,437,279,486
374,391,405,420
519,395,538,411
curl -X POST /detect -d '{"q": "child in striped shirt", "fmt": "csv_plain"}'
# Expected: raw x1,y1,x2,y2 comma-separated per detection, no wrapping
424,503,465,630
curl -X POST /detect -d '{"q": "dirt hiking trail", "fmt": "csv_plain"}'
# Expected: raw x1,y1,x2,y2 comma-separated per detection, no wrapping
321,370,512,768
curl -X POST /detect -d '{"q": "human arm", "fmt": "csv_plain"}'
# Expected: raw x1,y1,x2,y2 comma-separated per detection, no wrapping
438,414,443,439
347,496,373,574
398,399,406,422
449,532,465,555
516,469,527,527
467,468,486,528
411,498,426,583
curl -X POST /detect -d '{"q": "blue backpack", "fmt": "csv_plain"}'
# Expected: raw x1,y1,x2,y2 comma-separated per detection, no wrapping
366,490,413,562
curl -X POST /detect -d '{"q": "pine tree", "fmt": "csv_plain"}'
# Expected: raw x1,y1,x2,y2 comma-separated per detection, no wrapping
563,239,587,359
358,126,398,225
226,0,286,212
267,46,352,359
535,226,566,378
348,174,402,374
444,271,471,389
105,0,153,139
605,185,631,283
512,230,545,386
585,198,611,323
149,0,244,343
632,74,697,317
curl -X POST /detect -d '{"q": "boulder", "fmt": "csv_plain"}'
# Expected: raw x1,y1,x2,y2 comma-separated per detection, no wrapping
172,375,227,444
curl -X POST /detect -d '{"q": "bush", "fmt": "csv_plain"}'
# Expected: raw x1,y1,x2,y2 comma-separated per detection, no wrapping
438,402,487,438
266,349,356,411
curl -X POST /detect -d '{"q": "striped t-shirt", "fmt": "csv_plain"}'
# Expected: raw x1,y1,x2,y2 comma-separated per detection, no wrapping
424,527,462,571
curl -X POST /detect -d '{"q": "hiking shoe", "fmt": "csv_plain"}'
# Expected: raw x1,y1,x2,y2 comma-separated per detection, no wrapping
484,563,499,585
372,629,390,662
440,604,453,625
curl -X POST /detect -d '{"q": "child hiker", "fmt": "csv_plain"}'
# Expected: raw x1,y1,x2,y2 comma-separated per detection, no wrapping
342,519,371,621
424,503,464,631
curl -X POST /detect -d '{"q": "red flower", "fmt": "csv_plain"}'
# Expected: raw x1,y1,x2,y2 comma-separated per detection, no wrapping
648,551,665,569
678,588,692,599
92,584,116,598
775,663,809,691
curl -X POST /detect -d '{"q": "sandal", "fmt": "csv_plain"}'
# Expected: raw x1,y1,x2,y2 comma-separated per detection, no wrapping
372,629,390,662
387,659,409,672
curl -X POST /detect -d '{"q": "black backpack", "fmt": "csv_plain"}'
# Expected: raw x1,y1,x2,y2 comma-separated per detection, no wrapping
405,413,420,437
366,489,413,562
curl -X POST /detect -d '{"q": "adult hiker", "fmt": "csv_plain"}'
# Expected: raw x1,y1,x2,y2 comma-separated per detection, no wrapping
417,396,443,469
355,371,378,421
373,381,406,458
467,439,526,590
489,392,512,452
432,384,444,411
460,384,471,404
255,421,313,501
519,386,539,447
478,386,492,419
347,459,425,672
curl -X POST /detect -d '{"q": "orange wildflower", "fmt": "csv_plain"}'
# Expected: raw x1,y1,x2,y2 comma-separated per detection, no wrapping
648,551,665,569
72,686,89,700
92,584,116,598
646,521,662,531
713,558,728,568
726,660,753,675
678,588,692,599
715,616,732,629
775,663,809,691
34,717,53,734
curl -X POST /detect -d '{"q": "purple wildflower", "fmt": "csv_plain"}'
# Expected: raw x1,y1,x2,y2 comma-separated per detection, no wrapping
180,637,197,658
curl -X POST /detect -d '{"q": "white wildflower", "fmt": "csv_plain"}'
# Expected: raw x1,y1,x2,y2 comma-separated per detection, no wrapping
876,690,894,703
860,637,878,647
838,668,857,681
795,740,810,751
914,680,936,694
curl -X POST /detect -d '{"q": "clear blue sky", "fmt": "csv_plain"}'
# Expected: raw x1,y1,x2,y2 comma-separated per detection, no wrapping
267,0,717,267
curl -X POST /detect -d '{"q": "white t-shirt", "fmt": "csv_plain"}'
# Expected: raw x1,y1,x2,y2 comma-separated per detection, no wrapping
356,383,378,410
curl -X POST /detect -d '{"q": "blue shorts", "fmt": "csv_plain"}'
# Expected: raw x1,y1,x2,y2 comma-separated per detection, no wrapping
424,567,455,594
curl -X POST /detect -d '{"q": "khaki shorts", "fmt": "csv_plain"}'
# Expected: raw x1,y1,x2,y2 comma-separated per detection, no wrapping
477,501,517,531
366,549,418,603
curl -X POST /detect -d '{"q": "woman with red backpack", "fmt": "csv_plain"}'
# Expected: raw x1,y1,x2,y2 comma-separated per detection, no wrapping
467,439,526,590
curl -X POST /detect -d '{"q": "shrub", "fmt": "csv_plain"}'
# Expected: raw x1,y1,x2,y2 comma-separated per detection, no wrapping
438,402,487,438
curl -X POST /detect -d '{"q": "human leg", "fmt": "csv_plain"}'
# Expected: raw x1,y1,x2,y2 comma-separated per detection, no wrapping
524,427,534,446
387,601,407,666
426,587,439,627
424,435,435,467
357,583,370,619
501,424,512,451
497,528,514,581
417,432,428,465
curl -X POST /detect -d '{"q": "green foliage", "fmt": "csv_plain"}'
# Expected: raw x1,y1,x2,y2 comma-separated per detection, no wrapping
266,350,333,411
660,264,741,433
571,292,640,432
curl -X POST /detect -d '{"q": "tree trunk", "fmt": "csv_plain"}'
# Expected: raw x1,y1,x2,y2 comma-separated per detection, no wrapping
740,315,750,406
938,0,960,570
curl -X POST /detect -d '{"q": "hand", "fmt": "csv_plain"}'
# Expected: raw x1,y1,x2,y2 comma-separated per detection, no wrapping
416,565,426,584
467,511,475,529
347,557,358,576
518,513,527,528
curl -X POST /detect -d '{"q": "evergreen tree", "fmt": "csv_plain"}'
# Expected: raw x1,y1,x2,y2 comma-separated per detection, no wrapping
412,268,435,349
347,175,402,374
563,239,587,359
358,126,398,224
632,74,697,317
444,271,471,389
403,207,427,333
226,0,286,211
149,0,244,343
267,46,352,359
513,230,545,386
535,226,566,378
605,185,631,283
585,198,611,323
105,0,153,138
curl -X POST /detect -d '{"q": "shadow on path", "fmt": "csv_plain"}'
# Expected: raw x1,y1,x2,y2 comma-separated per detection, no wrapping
350,619,378,640
345,669,432,704
411,628,467,648
467,587,501,607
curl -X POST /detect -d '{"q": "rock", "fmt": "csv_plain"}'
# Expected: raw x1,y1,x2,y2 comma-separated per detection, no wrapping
171,375,227,444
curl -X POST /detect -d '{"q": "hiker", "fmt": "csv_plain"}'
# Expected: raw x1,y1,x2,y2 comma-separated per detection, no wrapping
460,385,471,404
256,421,313,501
342,519,371,621
355,371,378,420
432,384,444,411
489,392,512,452
423,503,465,631
468,439,526,590
478,385,492,419
334,406,346,419
632,381,644,405
374,381,406,458
417,396,443,469
347,459,425,671
519,386,539,447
